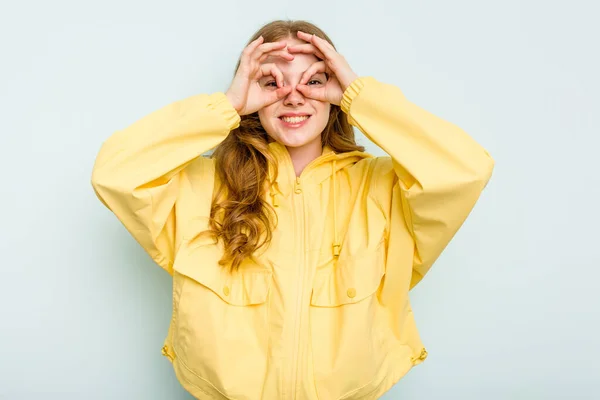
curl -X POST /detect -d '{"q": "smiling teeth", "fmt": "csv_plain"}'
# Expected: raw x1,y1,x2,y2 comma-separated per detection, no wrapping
281,116,309,123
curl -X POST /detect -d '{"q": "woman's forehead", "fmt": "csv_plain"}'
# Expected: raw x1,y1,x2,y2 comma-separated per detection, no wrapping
262,52,319,76
260,37,320,74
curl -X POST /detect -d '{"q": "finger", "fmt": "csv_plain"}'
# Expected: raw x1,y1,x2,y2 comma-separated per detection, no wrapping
295,84,327,102
241,35,265,58
286,43,325,60
250,35,265,48
264,85,293,107
259,63,284,87
258,49,294,63
275,85,293,100
296,31,336,58
251,41,288,62
299,61,327,85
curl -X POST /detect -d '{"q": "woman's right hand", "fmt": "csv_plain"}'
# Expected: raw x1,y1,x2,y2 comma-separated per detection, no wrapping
225,36,294,116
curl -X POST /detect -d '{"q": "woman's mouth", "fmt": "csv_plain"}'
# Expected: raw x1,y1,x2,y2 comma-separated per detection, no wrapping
279,115,311,128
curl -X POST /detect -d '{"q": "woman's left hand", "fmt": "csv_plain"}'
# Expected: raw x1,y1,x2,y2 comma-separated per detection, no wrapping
287,31,358,106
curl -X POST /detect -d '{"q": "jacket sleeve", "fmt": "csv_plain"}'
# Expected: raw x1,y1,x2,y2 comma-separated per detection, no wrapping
91,92,240,274
341,77,494,289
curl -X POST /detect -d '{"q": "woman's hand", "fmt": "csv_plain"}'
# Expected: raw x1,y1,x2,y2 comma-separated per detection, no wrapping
287,31,359,106
225,36,294,116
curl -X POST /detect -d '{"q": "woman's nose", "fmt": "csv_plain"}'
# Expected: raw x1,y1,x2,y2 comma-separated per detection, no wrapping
283,85,305,106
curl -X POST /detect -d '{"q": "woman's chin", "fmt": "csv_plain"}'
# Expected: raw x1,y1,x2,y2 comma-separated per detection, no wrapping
279,135,316,148
276,131,319,149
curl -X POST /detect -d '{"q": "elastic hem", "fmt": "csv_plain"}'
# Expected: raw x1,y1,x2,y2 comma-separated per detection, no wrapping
341,77,368,114
210,92,241,131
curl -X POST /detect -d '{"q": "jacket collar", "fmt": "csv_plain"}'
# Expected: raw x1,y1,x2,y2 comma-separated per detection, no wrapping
267,141,372,198
266,141,373,257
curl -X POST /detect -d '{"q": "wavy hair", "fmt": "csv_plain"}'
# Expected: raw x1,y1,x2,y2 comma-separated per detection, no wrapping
209,20,364,270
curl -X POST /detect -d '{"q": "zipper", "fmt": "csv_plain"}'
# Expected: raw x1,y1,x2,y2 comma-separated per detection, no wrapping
278,148,337,399
289,175,306,399
294,177,302,194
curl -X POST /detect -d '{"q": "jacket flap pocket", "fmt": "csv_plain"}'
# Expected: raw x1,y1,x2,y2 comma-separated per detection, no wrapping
174,240,272,306
311,241,385,307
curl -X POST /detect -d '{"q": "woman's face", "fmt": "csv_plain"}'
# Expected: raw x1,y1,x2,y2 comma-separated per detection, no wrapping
258,37,330,150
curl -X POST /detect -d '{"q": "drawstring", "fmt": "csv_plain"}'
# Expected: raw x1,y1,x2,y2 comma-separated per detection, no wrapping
268,165,280,207
331,160,340,257
269,154,339,257
270,181,280,207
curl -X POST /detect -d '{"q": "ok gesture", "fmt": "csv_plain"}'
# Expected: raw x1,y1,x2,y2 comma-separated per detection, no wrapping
287,31,358,106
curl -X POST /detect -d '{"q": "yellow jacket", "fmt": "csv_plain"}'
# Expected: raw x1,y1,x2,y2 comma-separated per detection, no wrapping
91,76,494,400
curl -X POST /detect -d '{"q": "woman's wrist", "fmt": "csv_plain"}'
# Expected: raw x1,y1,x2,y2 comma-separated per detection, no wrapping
225,91,242,114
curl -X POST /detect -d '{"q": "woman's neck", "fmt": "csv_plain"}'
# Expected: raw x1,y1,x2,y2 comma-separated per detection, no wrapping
286,137,323,177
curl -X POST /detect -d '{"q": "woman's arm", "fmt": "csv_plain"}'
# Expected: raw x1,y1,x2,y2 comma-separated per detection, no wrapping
91,37,296,274
91,92,240,274
341,76,495,288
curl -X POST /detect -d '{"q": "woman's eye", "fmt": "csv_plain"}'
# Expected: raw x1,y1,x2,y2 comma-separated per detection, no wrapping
264,81,277,88
307,79,323,85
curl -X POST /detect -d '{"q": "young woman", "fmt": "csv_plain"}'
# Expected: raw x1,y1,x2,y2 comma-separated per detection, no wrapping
92,19,494,400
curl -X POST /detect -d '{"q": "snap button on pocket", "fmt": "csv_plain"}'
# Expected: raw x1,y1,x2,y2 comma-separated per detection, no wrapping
223,285,230,296
311,240,385,307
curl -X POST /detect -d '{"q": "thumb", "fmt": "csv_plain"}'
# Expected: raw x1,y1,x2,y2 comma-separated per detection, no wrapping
296,84,327,102
264,85,292,106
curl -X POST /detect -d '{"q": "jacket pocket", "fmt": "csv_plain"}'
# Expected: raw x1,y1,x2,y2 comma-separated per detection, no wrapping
174,241,272,306
309,240,390,400
171,229,272,400
311,240,385,307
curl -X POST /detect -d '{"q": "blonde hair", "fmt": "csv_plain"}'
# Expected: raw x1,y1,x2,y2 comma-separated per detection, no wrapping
209,20,364,270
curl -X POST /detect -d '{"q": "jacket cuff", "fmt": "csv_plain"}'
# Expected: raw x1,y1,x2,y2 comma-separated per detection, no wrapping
211,92,241,131
341,76,370,115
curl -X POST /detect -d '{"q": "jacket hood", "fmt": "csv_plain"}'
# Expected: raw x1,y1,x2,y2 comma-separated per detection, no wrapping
267,141,373,199
267,141,373,257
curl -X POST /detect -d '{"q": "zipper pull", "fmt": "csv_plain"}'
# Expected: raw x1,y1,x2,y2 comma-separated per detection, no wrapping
294,177,302,194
